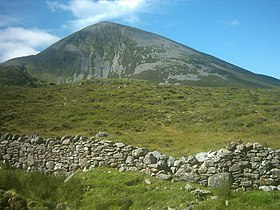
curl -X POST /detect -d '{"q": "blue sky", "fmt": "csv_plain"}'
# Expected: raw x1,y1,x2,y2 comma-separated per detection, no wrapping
0,0,280,79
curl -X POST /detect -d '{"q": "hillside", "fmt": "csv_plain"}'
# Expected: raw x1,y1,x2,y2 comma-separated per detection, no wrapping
1,21,280,88
0,66,39,87
1,78,279,156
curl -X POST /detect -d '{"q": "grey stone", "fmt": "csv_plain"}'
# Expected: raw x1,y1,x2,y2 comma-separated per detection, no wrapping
191,189,212,197
195,152,209,162
175,164,193,177
46,161,55,170
253,142,264,149
79,136,87,141
118,166,126,172
62,139,71,145
170,167,177,174
177,172,199,182
113,153,123,159
208,173,232,188
54,163,63,171
144,152,157,165
259,186,276,192
198,163,208,174
184,183,196,191
174,157,186,167
229,164,241,172
156,172,172,180
35,136,44,144
260,177,275,186
95,131,109,138
216,148,231,156
187,155,198,166
207,167,217,174
270,168,280,176
240,180,252,187
226,142,237,151
26,153,35,166
236,144,245,151
151,151,162,160
132,148,149,157
167,156,176,167
125,156,134,165
61,135,71,141
3,154,11,160
115,142,126,148
244,173,259,179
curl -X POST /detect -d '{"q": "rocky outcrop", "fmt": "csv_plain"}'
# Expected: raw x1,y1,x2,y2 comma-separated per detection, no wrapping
0,133,279,191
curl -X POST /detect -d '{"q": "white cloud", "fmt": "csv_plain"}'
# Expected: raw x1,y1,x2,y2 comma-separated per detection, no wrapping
0,27,60,62
47,0,152,30
229,19,241,27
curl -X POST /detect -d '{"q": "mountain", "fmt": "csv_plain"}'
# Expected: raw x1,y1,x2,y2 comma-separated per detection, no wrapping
1,21,280,87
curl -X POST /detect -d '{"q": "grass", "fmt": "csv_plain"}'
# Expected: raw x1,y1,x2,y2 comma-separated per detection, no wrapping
1,162,279,210
1,78,280,209
0,78,279,157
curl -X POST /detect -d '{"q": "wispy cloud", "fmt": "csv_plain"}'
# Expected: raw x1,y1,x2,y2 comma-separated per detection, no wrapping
0,15,23,27
216,19,241,27
0,27,60,62
229,19,241,27
47,0,153,30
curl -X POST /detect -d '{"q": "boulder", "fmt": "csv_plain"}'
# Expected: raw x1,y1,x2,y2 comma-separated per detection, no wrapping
208,173,232,189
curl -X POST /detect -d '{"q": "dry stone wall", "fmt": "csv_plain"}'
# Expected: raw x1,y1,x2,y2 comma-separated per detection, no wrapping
0,132,279,191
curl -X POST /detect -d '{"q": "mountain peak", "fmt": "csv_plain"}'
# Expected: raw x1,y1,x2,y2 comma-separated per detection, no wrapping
1,22,280,88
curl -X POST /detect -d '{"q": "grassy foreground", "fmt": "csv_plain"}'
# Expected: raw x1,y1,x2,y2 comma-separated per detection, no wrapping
0,78,279,157
1,163,280,210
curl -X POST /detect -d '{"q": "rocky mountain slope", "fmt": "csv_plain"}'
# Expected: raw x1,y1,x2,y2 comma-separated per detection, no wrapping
1,21,280,87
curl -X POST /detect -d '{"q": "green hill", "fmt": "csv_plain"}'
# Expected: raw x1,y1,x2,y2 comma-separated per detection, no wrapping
1,78,279,156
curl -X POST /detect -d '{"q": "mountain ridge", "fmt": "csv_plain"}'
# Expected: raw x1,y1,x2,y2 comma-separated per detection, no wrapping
1,21,280,88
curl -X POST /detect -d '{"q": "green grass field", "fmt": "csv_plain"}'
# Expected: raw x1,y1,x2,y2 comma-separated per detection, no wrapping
1,78,280,209
1,78,279,157
1,163,280,210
